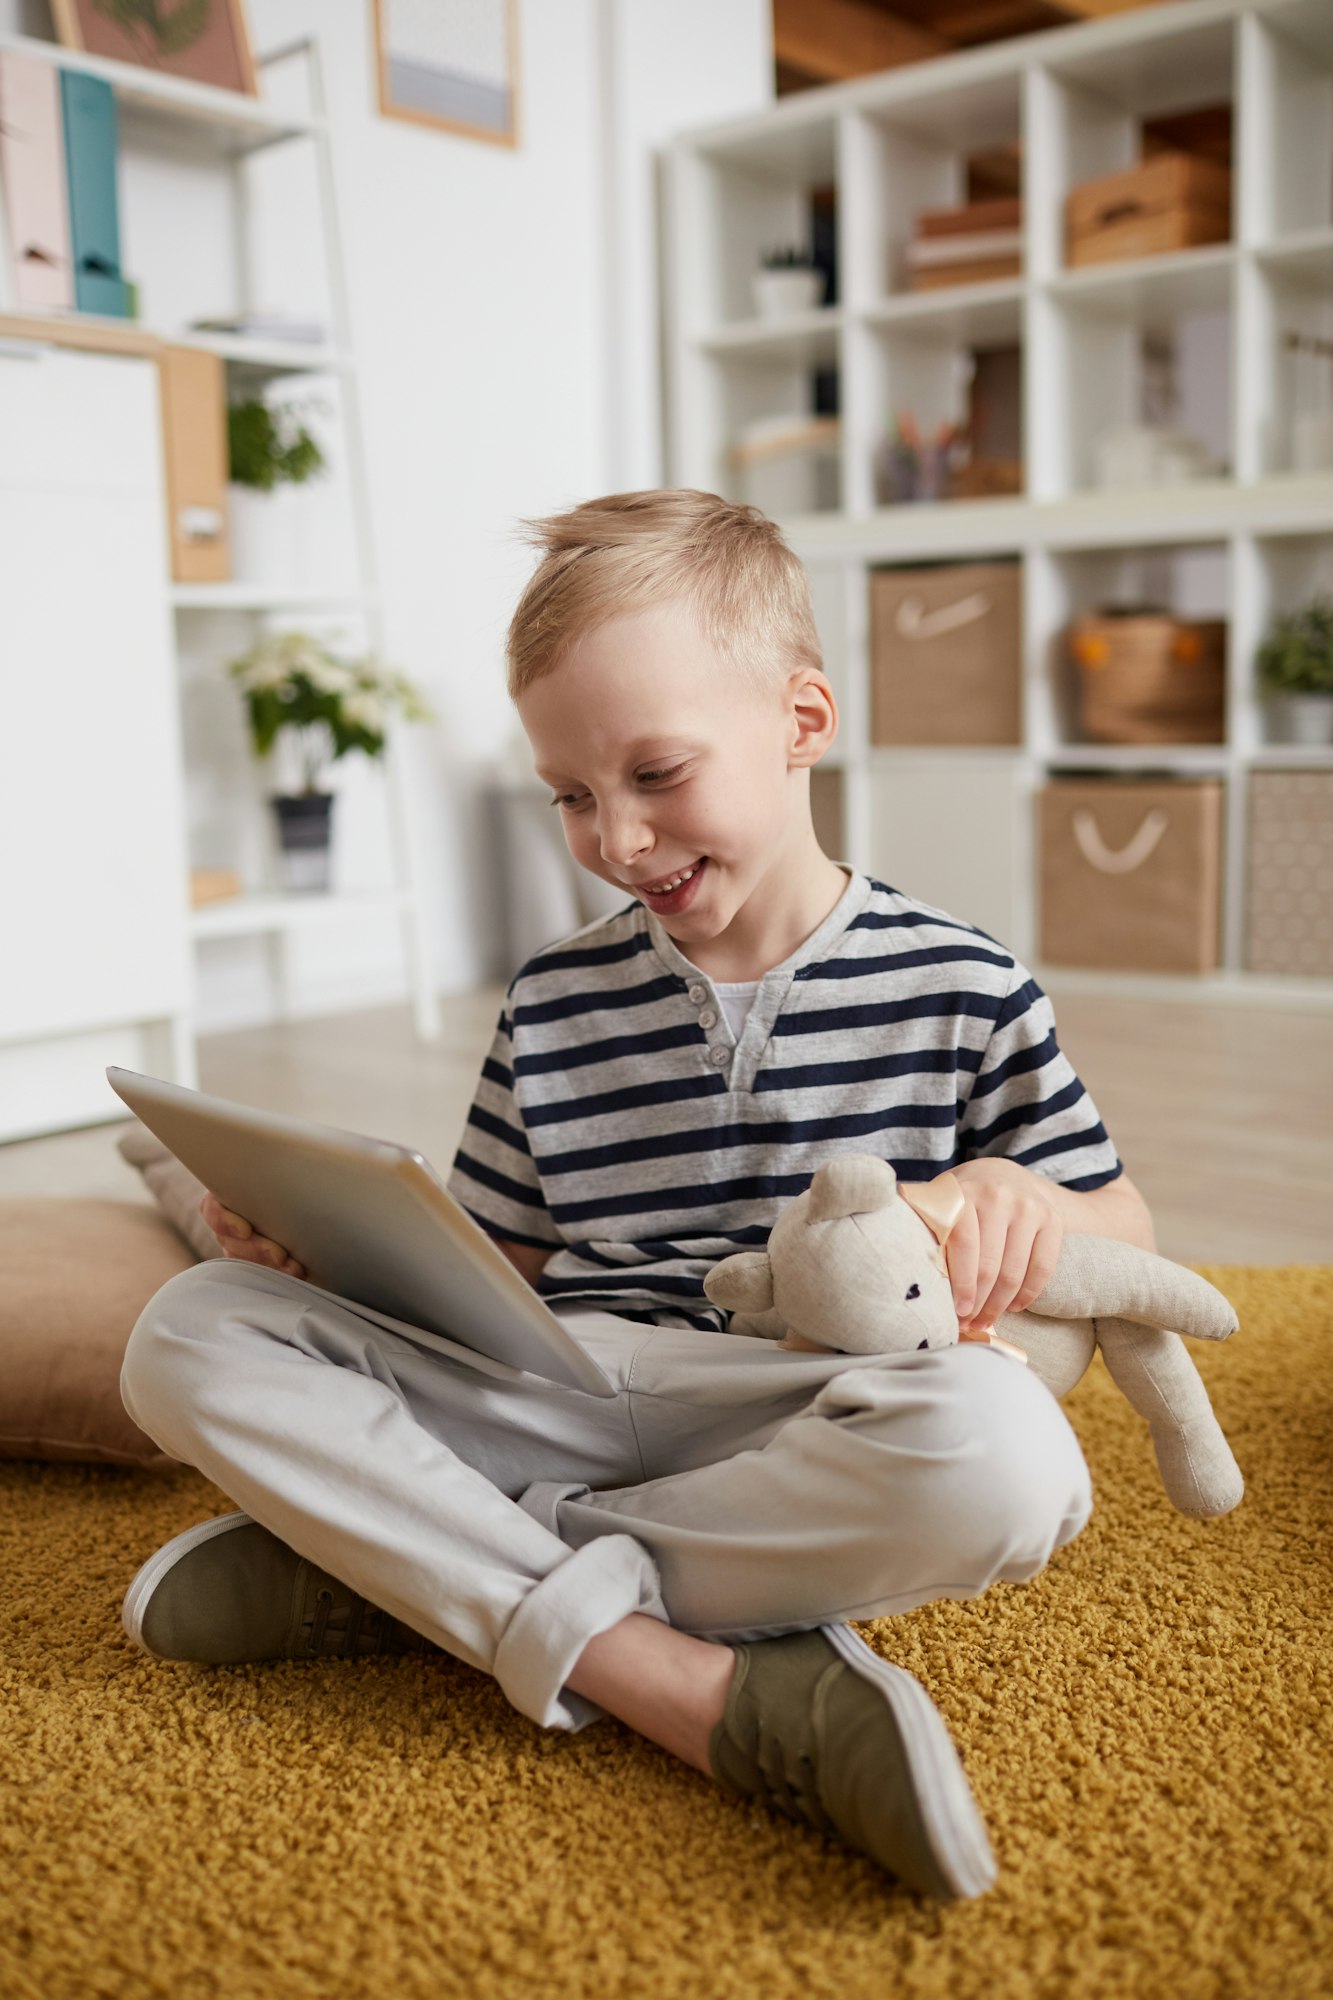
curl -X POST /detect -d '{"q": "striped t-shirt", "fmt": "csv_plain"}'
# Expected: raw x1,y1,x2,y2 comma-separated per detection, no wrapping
448,869,1123,1328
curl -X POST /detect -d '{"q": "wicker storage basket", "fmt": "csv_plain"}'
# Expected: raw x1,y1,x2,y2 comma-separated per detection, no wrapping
1244,769,1333,978
1039,777,1224,973
1067,612,1226,745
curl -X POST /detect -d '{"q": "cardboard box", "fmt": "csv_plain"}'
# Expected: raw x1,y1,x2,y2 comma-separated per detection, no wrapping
1066,152,1231,268
1067,613,1226,744
158,344,230,583
1244,769,1333,977
870,561,1022,746
1039,777,1224,973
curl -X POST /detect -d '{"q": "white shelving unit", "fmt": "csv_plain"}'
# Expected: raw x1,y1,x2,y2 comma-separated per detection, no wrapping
662,0,1333,1007
0,26,440,1120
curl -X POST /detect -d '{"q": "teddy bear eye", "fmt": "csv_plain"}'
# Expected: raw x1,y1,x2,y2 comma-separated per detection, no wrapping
917,1338,929,1350
905,1283,920,1300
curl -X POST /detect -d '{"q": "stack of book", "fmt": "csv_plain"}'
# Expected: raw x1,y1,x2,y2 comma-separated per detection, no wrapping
904,196,1023,292
0,50,131,316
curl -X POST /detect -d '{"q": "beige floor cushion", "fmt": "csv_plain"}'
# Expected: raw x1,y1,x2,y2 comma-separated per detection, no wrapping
0,1198,198,1467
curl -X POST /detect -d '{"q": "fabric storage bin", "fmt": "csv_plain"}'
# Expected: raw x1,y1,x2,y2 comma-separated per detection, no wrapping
1067,612,1226,744
1039,776,1224,973
1065,152,1231,268
870,561,1022,746
1244,769,1333,978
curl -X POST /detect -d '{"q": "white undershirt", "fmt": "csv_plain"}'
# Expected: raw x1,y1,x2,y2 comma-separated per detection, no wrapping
713,977,762,1042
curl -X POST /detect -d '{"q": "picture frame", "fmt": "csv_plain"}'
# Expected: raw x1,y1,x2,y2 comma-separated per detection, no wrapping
51,0,259,98
374,0,520,150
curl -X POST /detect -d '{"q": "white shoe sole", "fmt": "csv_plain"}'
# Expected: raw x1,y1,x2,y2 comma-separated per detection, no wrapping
820,1621,998,1900
121,1511,255,1656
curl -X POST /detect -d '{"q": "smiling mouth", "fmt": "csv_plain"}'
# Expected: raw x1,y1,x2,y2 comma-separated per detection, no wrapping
635,857,706,895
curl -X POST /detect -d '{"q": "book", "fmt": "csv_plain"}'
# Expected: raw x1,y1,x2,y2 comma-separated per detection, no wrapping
905,229,1024,268
917,196,1022,239
907,256,1023,290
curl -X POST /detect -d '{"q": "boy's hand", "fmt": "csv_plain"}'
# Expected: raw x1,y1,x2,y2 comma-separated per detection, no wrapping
200,1191,306,1279
939,1159,1063,1331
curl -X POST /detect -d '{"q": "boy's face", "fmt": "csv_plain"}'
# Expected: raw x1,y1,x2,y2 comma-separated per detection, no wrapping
517,596,838,966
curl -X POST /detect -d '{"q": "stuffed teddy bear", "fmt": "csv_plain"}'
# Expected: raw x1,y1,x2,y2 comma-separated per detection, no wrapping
702,1154,1243,1520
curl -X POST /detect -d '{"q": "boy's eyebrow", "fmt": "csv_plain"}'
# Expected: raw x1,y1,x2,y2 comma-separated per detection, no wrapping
535,738,699,783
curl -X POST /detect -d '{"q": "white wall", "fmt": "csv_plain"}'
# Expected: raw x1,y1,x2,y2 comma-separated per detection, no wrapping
3,0,769,1027
207,0,771,1024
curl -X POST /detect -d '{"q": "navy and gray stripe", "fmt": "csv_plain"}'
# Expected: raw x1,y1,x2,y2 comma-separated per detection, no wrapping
448,870,1122,1325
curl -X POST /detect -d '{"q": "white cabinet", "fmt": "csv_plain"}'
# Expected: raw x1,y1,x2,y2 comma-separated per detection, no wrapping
0,342,189,1138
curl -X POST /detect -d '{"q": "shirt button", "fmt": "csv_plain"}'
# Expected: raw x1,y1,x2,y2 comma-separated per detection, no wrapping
687,984,707,1004
698,1007,718,1029
708,1045,729,1067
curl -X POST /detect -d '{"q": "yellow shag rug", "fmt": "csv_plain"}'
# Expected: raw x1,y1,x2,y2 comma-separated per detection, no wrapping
3,1266,1331,2000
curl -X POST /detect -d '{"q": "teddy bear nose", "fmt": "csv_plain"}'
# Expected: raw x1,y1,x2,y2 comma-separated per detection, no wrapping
917,1338,929,1350
905,1283,920,1300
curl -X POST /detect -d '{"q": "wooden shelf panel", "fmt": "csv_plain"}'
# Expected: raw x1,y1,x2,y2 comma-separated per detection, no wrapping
698,308,842,365
1048,246,1236,325
0,31,316,154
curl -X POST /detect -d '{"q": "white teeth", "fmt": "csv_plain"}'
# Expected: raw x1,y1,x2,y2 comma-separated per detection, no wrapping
646,863,699,894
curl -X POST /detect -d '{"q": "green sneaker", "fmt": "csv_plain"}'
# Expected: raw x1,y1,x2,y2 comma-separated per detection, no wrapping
122,1512,438,1665
708,1623,997,1899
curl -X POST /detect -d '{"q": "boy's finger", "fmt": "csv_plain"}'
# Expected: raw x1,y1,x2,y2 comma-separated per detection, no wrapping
973,1222,1046,1327
1003,1217,1063,1317
214,1204,253,1240
944,1202,980,1320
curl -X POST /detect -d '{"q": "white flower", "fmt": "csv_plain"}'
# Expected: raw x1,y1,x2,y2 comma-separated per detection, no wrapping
240,650,293,691
303,655,356,694
342,691,386,734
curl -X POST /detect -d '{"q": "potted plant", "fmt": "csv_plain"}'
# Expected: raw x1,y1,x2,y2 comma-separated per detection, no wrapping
1256,596,1333,746
227,632,432,893
752,245,826,321
226,397,327,587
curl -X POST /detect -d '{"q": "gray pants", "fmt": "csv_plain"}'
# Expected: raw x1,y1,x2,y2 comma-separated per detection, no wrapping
120,1260,1093,1732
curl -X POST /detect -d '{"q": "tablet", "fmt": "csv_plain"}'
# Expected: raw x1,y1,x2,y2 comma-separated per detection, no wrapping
106,1067,616,1399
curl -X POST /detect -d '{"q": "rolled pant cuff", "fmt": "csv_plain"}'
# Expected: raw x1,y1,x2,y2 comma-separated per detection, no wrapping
490,1522,668,1733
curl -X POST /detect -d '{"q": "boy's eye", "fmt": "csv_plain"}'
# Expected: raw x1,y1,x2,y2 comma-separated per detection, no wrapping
547,764,685,809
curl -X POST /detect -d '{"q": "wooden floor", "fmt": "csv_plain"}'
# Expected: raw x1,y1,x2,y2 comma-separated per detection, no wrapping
3,986,1330,1266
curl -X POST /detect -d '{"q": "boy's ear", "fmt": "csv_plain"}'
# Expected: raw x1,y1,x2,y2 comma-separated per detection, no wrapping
786,670,838,769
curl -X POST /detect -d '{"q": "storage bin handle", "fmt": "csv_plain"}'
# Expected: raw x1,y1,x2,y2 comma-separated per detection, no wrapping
895,591,990,641
1072,807,1170,875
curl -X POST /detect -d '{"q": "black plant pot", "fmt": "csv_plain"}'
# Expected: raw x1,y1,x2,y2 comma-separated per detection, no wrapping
271,792,334,894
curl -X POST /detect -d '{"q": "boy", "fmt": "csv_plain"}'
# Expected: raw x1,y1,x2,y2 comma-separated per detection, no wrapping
120,490,1155,1902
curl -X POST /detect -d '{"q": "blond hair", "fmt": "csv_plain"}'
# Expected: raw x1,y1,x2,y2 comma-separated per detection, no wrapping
505,488,823,700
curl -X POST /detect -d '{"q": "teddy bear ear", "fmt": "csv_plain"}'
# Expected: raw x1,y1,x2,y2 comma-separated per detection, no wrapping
703,1252,775,1314
806,1154,898,1223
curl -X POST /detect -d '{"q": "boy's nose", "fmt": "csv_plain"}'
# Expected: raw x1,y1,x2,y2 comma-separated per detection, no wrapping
597,809,652,869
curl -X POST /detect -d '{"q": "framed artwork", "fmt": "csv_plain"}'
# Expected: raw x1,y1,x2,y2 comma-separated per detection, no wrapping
51,0,259,97
374,0,519,149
